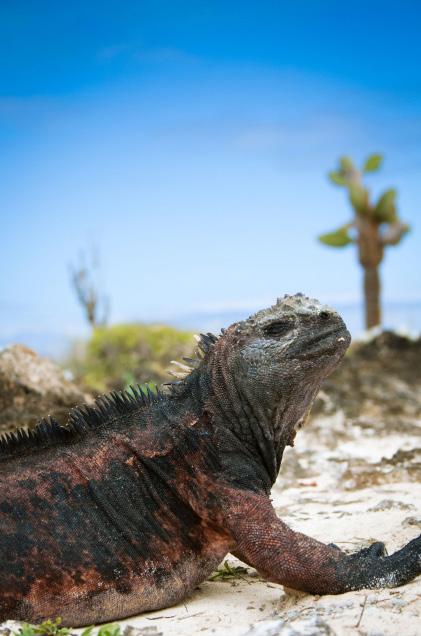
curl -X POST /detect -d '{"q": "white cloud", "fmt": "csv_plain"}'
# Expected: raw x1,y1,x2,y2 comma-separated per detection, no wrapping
235,115,364,153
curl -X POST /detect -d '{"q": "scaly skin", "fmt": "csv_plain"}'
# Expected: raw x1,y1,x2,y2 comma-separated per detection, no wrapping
0,294,420,626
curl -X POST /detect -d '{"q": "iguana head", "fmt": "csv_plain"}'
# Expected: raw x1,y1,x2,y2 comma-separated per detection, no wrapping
201,293,350,458
233,292,350,385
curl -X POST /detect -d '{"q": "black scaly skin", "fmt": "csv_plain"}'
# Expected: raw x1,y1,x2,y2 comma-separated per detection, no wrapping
0,294,420,626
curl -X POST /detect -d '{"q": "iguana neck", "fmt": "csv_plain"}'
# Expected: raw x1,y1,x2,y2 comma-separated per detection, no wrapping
166,355,320,492
169,360,282,491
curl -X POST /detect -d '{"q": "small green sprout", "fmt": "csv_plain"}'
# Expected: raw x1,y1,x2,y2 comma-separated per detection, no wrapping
209,560,248,581
96,625,121,636
14,619,122,636
18,618,71,636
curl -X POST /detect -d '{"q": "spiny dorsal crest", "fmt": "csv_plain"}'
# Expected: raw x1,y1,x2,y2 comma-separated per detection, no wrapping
168,332,219,380
0,384,162,459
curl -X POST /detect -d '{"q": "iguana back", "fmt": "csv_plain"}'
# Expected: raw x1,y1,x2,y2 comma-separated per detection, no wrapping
0,390,231,625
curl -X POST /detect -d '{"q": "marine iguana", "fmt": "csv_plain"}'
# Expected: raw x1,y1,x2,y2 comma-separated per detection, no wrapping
1,294,420,626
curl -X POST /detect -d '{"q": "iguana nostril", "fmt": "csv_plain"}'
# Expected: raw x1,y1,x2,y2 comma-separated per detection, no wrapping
320,311,330,320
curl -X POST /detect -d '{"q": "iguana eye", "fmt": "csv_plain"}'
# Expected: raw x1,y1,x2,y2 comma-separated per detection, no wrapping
263,320,294,338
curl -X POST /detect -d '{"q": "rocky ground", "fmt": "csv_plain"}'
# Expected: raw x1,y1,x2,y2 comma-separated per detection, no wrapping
1,332,420,636
0,344,92,433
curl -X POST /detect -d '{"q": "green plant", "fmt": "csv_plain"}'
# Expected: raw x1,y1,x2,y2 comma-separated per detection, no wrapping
209,560,249,581
67,323,195,392
319,154,410,329
15,619,122,636
17,618,71,636
94,624,121,636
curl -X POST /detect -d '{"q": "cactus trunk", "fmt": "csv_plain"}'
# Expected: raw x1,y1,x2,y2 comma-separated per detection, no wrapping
363,265,381,329
357,217,383,330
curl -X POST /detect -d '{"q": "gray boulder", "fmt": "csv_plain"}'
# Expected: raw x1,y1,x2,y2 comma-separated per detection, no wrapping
0,344,91,434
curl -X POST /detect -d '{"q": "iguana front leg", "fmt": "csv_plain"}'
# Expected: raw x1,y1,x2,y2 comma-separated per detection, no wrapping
226,492,421,594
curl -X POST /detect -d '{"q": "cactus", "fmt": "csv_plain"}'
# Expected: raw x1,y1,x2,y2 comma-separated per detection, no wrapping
319,154,410,329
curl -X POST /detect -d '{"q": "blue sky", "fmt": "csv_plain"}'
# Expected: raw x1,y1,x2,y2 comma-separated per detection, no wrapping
1,0,421,350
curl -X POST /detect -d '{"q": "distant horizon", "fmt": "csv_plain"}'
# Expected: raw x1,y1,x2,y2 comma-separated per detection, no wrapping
1,298,420,360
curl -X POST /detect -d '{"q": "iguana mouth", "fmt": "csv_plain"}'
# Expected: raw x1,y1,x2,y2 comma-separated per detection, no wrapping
291,326,351,360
